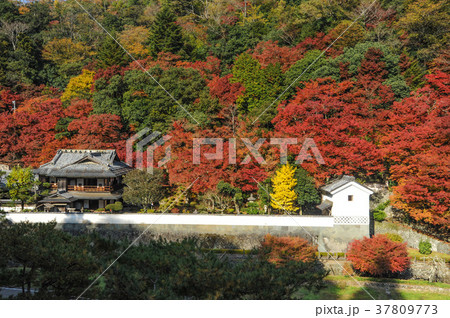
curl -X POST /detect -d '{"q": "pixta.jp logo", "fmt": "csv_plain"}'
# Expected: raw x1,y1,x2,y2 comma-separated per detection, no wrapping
126,128,171,174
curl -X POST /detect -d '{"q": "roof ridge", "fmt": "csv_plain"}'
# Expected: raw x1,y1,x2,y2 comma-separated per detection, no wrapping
59,149,116,153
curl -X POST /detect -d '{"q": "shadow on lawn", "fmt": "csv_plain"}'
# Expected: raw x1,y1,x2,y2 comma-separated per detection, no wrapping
294,277,406,300
346,278,405,300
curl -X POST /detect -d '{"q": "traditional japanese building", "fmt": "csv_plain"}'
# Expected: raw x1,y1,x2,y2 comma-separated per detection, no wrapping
35,149,132,212
317,175,373,225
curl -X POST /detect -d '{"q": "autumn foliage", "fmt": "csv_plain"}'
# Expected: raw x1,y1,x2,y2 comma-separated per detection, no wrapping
259,234,317,266
0,0,448,239
347,235,410,277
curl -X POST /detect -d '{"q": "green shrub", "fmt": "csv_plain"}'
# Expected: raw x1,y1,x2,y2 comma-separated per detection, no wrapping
373,201,390,222
243,202,260,214
138,208,155,214
96,208,105,212
384,233,403,242
373,210,387,222
226,208,235,214
419,241,432,255
114,201,123,211
105,201,123,212
242,207,259,214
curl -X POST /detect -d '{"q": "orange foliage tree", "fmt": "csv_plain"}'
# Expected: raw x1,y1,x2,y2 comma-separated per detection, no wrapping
380,71,449,237
347,235,410,277
259,234,317,266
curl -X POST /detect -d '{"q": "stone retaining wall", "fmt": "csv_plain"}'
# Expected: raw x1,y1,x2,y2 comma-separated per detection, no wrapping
376,222,449,254
322,260,450,284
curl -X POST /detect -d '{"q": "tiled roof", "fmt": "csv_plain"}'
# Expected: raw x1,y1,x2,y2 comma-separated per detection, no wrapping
35,149,132,178
321,175,356,194
60,191,122,200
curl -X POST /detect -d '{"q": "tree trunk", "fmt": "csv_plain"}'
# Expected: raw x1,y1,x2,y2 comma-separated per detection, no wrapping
234,199,240,215
21,265,26,294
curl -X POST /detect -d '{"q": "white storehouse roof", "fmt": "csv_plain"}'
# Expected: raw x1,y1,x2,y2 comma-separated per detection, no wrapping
321,175,374,195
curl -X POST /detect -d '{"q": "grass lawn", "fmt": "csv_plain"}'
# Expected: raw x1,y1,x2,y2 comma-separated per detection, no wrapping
293,276,450,300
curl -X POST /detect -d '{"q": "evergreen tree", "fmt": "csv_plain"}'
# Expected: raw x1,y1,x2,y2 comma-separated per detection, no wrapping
270,163,298,213
148,6,183,58
294,168,321,214
96,35,129,69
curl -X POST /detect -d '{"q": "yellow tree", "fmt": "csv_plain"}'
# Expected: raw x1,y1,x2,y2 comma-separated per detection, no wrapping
61,69,95,103
42,38,94,66
270,163,298,213
328,20,366,49
118,25,149,58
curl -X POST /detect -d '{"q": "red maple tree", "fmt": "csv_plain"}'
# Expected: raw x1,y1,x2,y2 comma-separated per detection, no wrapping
347,235,410,277
259,234,317,266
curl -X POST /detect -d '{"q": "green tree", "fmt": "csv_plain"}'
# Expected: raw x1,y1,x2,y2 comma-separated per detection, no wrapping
92,74,125,116
334,42,402,79
148,6,183,58
208,24,262,66
284,50,328,90
6,166,38,211
122,67,206,131
123,169,167,211
102,238,327,299
231,53,284,122
294,168,321,214
217,181,243,214
96,35,130,69
396,0,449,62
0,221,98,298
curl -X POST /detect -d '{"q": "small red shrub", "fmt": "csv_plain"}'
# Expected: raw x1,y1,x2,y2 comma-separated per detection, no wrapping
259,234,317,266
347,234,410,277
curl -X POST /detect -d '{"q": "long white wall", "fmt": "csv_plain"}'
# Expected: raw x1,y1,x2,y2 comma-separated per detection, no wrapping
1,205,35,212
6,213,335,228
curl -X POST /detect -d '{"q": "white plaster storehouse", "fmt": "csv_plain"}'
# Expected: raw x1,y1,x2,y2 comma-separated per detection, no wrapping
318,175,373,225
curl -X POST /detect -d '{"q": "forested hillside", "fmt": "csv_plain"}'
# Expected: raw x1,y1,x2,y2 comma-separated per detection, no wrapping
0,0,448,238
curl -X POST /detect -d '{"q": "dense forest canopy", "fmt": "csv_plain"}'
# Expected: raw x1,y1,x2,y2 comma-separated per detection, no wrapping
0,0,448,237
